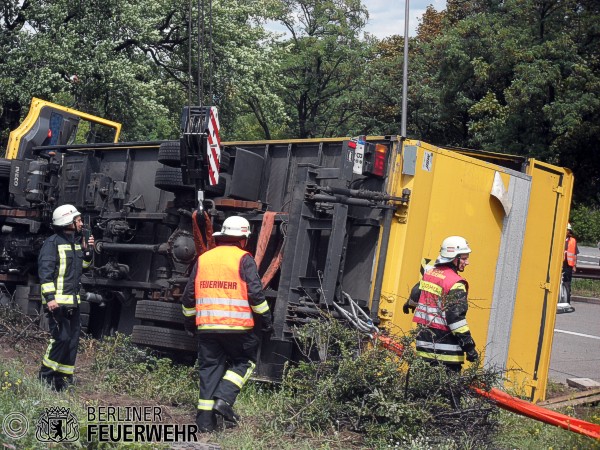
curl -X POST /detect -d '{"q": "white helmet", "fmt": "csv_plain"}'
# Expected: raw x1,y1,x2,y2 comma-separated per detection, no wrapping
213,216,251,239
567,223,573,231
52,204,81,227
435,235,471,265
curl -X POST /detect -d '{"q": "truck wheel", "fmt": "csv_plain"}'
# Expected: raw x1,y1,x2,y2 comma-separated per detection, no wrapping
135,300,184,325
157,141,181,167
80,313,90,333
79,300,91,333
154,166,193,193
204,174,227,197
131,325,197,352
218,151,230,172
79,300,91,314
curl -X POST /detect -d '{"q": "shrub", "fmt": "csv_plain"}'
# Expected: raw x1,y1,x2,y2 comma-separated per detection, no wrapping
273,320,501,448
570,204,600,245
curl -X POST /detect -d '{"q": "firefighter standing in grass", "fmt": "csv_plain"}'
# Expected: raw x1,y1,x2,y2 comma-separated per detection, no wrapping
182,216,273,432
403,236,478,373
38,204,94,391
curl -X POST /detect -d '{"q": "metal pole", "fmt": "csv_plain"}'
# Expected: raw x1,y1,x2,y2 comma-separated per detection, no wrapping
198,0,204,106
208,0,213,103
400,0,410,138
188,0,192,106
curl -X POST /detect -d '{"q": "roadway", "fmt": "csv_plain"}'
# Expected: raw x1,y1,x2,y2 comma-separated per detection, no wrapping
579,245,600,266
549,300,600,385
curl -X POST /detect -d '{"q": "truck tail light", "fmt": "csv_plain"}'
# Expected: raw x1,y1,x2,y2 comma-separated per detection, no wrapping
363,143,389,178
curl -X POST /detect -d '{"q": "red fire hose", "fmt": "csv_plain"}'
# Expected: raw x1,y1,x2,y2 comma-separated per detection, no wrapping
374,334,600,440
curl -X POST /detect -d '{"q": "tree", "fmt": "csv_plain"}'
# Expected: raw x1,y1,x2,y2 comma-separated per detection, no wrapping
406,0,600,204
271,0,371,138
0,0,33,149
0,0,289,149
201,0,289,140
0,0,189,148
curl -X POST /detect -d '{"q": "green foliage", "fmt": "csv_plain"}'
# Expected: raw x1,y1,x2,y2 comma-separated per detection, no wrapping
572,279,600,298
403,0,600,205
270,0,371,138
570,204,600,245
273,320,501,448
0,0,289,149
494,407,600,450
91,333,196,406
2,311,600,448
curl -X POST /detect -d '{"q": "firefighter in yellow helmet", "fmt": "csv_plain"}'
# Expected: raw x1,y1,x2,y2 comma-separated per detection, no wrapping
181,216,272,432
38,204,94,391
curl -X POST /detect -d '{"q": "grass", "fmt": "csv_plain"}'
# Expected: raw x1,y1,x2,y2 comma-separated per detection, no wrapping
0,359,162,449
2,310,600,449
493,407,600,449
3,355,599,450
572,278,600,298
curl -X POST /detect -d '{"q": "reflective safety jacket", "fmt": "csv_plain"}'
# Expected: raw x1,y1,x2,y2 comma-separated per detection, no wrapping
564,236,577,267
412,265,475,365
38,231,92,307
189,245,270,332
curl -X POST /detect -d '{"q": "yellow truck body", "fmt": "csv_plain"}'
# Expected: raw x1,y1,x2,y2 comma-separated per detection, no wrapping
378,139,572,402
3,98,573,402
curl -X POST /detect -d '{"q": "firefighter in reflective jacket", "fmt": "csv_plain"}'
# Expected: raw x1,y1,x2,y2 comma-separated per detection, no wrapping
403,236,478,371
38,204,94,391
181,216,272,432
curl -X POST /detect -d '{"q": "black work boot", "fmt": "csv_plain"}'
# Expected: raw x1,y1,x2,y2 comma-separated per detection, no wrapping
213,398,240,423
54,377,66,392
195,411,216,433
38,370,55,390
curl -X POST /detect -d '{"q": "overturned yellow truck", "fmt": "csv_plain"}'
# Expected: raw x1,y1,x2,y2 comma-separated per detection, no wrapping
0,99,572,404
376,139,572,402
228,136,572,403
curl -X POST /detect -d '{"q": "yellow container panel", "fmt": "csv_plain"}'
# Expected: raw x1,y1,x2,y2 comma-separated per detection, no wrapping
506,161,573,402
377,140,573,402
380,140,509,346
6,97,121,160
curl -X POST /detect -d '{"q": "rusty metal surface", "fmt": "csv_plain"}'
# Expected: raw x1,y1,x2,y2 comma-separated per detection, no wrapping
0,208,40,218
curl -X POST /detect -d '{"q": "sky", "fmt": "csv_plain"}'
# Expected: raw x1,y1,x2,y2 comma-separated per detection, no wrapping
362,0,446,38
265,0,447,40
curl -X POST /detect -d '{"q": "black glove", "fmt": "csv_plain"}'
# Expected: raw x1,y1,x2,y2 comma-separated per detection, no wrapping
184,318,197,337
466,348,479,363
261,313,273,334
402,300,415,315
50,305,63,318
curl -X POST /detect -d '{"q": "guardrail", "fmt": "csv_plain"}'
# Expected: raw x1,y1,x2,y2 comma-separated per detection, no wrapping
574,264,600,280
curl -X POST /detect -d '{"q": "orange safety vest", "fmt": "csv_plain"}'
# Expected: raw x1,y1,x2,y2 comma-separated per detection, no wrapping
194,245,254,331
413,265,468,331
565,236,577,267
